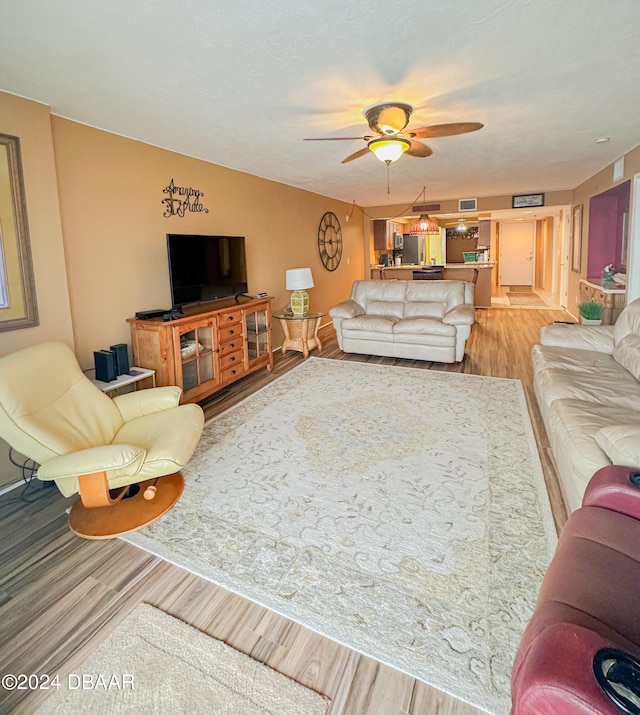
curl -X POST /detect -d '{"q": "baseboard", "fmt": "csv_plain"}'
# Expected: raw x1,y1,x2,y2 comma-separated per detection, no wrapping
0,479,25,496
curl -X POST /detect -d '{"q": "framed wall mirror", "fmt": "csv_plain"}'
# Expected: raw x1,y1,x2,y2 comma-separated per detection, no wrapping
0,132,38,331
571,204,582,273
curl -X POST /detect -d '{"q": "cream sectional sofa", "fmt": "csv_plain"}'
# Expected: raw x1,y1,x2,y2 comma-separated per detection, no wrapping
329,279,475,363
532,297,640,512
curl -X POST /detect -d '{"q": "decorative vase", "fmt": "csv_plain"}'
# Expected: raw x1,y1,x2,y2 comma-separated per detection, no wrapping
290,290,309,317
580,317,602,325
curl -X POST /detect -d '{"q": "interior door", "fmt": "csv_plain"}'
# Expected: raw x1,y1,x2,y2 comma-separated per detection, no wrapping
499,222,535,285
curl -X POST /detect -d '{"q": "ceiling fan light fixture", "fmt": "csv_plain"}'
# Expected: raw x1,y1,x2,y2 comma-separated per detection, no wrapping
364,102,413,135
367,137,411,164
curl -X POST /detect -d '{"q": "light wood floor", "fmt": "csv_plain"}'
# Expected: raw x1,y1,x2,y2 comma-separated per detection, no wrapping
0,307,569,715
491,283,566,311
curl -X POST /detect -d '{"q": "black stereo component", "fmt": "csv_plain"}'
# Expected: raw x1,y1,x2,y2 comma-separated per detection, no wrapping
94,350,117,382
163,309,183,321
109,343,129,375
135,309,170,320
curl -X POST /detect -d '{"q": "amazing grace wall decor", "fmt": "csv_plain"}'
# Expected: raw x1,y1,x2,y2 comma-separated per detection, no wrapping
162,178,210,217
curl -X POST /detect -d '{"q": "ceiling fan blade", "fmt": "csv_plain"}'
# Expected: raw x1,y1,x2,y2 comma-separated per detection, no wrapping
303,136,367,141
406,140,433,158
341,147,371,164
406,122,484,139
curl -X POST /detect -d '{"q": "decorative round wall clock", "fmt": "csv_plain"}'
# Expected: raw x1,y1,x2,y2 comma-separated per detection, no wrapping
317,211,343,271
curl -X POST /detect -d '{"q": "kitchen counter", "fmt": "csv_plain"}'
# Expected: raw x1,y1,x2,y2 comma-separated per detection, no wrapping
445,261,496,268
370,262,493,308
371,262,494,271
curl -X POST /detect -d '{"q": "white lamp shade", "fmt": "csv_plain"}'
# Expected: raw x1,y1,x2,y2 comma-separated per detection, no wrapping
286,268,314,290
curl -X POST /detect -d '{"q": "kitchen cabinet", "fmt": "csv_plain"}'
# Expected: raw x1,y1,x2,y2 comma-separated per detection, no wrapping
373,219,403,250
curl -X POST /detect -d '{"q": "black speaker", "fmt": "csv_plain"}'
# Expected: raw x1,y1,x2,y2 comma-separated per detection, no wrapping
109,343,129,375
94,350,117,382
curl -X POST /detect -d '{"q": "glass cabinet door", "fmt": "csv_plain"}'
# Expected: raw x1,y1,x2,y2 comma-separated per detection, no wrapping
173,319,219,394
244,306,271,366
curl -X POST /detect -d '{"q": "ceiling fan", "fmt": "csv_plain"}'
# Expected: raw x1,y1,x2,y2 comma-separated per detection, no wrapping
446,217,477,226
304,102,483,164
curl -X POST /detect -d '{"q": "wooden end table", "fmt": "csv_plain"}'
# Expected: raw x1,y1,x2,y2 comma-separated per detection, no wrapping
273,311,324,358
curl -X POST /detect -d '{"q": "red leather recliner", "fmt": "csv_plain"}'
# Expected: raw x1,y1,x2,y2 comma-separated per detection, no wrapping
511,465,640,715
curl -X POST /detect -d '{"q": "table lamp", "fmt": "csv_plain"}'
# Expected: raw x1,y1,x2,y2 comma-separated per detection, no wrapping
286,267,314,316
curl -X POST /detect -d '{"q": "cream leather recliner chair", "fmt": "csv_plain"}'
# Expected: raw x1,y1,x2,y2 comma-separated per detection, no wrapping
0,342,204,538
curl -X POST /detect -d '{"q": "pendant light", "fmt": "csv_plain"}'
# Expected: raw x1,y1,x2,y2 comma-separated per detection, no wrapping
409,213,440,235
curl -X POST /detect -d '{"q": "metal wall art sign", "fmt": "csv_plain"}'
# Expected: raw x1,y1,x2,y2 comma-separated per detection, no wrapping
512,193,544,209
162,179,209,217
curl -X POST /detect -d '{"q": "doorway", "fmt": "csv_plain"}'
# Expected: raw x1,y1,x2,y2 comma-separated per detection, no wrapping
499,222,535,285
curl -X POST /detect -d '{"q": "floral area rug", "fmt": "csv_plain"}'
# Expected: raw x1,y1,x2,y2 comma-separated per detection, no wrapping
125,357,557,714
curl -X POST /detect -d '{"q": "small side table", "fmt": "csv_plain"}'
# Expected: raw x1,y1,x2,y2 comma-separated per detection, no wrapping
273,311,325,358
92,367,156,394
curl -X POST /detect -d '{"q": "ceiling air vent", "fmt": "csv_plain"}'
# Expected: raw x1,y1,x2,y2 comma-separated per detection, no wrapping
459,198,477,212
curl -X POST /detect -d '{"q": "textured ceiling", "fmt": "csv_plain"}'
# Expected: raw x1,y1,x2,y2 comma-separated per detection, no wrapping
1,0,640,208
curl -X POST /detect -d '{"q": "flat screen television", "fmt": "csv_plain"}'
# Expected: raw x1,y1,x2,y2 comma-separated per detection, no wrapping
167,234,248,307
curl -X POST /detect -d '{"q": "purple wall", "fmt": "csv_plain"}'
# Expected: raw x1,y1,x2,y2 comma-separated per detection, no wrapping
587,180,630,278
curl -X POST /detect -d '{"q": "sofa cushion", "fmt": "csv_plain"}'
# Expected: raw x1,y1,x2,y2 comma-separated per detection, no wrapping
341,328,394,343
351,280,406,309
341,315,395,333
442,304,476,326
366,300,405,319
393,332,456,347
393,317,456,336
532,345,640,412
540,324,615,353
532,344,619,377
329,299,364,320
547,399,640,479
613,333,640,381
613,296,640,344
595,424,640,467
403,301,445,319
405,280,468,311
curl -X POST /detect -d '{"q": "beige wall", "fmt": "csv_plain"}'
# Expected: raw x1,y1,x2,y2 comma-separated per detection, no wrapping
50,117,364,369
0,92,74,355
569,145,640,313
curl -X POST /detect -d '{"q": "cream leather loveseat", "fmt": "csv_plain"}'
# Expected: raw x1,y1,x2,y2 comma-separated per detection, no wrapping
532,297,640,512
329,279,475,363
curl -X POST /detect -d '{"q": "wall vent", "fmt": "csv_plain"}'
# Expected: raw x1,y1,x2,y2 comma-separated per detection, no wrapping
459,198,477,212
